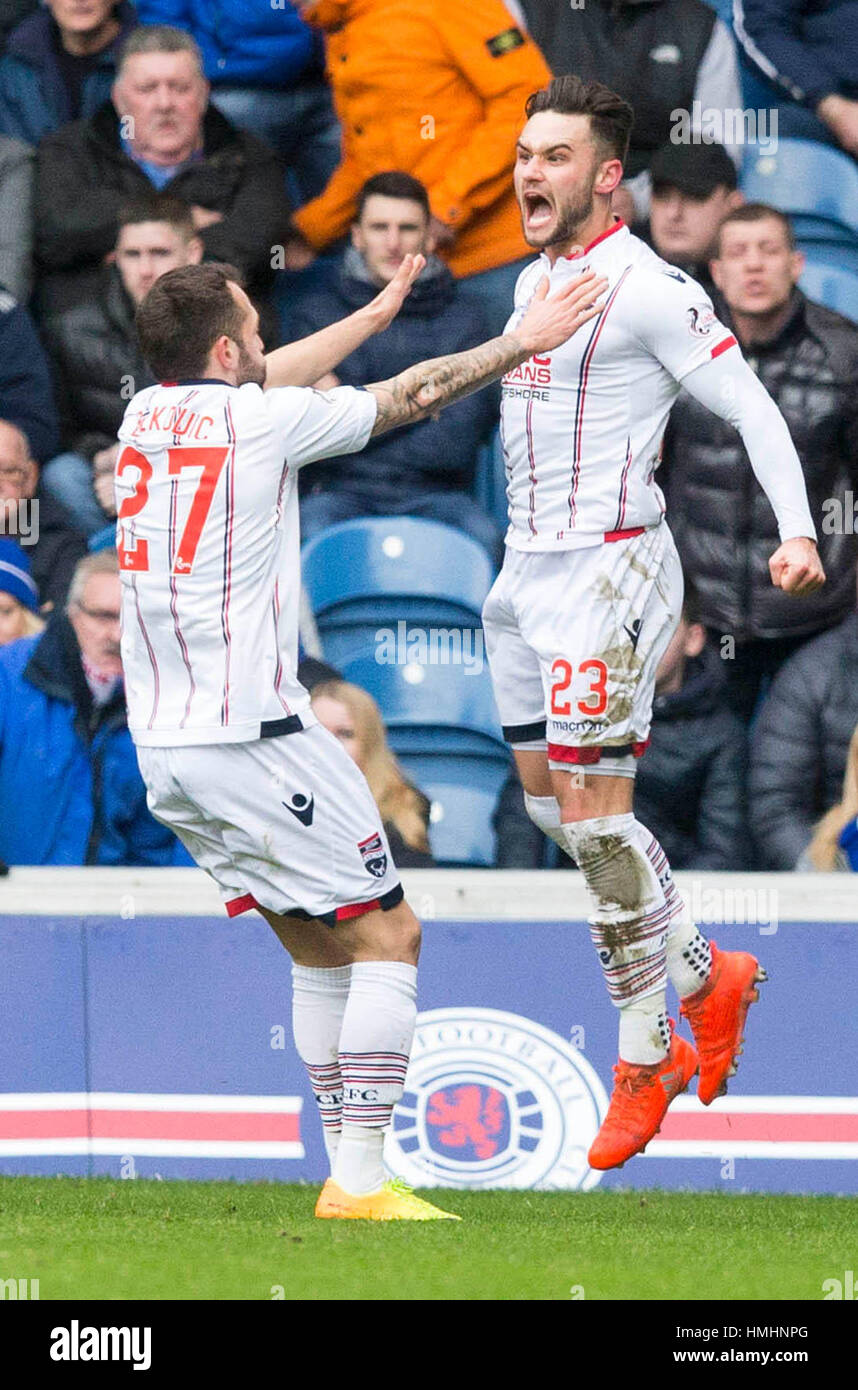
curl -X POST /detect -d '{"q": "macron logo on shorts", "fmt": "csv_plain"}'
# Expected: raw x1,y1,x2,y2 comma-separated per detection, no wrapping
283,792,314,826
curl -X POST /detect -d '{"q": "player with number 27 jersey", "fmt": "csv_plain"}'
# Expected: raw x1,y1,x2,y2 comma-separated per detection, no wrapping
117,380,375,745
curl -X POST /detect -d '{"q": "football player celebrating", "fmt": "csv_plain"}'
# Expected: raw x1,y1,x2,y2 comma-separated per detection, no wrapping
117,252,605,1220
482,76,825,1169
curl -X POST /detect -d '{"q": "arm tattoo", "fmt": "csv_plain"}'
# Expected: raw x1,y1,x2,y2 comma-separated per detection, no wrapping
367,333,528,437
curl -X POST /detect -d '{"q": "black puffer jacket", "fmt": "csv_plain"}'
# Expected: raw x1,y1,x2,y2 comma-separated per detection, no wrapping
42,264,153,458
663,291,858,640
34,99,289,303
749,611,858,868
521,0,716,178
635,643,748,869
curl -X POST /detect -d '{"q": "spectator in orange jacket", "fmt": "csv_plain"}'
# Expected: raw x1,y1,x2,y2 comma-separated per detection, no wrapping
287,0,551,335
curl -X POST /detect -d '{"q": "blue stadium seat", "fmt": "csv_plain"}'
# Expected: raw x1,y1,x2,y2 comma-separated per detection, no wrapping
796,242,858,277
404,774,504,867
474,428,510,536
342,655,507,764
343,658,510,866
301,517,495,666
740,139,858,242
799,258,858,323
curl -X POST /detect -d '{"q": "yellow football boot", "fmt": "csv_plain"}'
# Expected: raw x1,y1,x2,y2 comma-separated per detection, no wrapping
314,1176,461,1221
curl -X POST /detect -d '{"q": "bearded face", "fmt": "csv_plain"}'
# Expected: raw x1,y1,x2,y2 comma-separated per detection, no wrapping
514,112,607,252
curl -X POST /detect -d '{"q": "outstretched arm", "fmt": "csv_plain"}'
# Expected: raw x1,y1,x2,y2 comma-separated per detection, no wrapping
263,254,427,389
629,272,825,596
680,348,825,595
367,269,607,436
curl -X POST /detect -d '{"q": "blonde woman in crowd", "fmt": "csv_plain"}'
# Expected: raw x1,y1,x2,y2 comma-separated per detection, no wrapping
311,679,435,868
804,726,858,872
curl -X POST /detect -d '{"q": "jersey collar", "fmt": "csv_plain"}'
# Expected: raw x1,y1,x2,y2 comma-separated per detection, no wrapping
159,378,236,388
565,218,626,259
539,218,627,270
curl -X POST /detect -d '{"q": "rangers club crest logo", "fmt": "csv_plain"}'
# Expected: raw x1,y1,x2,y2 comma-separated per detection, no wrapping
385,1008,609,1190
357,831,388,879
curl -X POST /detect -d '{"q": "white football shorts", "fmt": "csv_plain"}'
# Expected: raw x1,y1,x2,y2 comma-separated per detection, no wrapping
137,723,403,924
482,521,683,773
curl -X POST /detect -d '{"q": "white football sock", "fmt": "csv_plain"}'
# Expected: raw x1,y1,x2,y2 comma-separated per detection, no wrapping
666,915,714,998
523,792,566,847
618,993,672,1065
291,963,351,1169
631,825,713,998
561,813,672,1064
334,1125,386,1197
333,960,417,1196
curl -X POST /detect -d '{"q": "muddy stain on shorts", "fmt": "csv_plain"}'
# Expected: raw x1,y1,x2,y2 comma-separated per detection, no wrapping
595,641,643,727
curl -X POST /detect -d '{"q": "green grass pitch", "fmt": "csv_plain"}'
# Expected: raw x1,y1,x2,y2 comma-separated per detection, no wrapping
0,1177,853,1301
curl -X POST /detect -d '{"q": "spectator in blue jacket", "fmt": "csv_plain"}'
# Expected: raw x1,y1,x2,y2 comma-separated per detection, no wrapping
0,548,191,866
734,0,858,154
0,0,136,145
0,285,59,462
135,0,339,204
0,535,43,644
292,172,501,562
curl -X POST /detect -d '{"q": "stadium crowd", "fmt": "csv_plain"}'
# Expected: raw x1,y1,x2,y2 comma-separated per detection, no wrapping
0,0,856,875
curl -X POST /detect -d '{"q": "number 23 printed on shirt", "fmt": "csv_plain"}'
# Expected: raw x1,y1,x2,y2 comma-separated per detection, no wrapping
550,657,609,716
117,444,229,575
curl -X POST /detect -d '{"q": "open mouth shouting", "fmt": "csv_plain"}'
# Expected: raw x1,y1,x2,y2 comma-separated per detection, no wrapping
522,189,555,234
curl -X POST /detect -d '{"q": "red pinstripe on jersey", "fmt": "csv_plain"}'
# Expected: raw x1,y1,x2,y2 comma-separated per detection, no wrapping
568,265,633,527
131,567,160,731
525,394,538,536
615,434,633,532
168,473,196,729
271,578,292,715
219,399,237,725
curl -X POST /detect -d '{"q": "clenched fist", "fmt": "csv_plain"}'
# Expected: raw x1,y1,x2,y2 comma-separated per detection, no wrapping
769,537,826,596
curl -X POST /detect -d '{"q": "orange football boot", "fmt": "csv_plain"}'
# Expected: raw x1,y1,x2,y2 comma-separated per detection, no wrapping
588,1022,699,1170
679,940,766,1104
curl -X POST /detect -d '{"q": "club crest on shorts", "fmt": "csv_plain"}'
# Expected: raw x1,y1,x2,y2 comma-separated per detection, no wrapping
357,830,388,879
385,1008,609,1190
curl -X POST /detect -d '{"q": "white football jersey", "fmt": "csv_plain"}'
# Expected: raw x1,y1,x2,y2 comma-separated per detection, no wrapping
501,220,738,550
115,380,377,746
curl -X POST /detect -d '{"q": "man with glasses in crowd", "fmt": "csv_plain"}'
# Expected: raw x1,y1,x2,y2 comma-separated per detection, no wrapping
0,548,190,866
